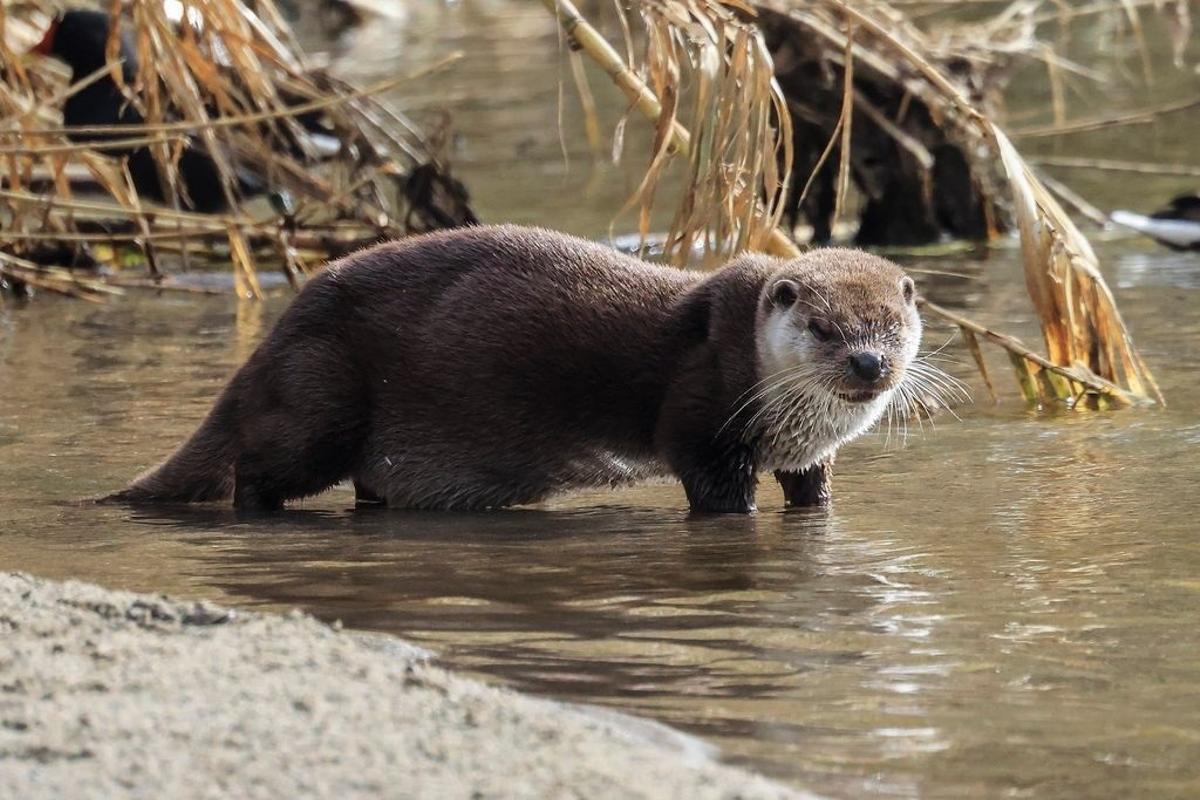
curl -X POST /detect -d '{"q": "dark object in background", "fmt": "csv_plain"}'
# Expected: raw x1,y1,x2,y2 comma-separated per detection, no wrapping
33,9,477,232
403,163,479,233
759,9,997,247
0,243,99,298
318,0,367,39
32,9,345,213
1111,194,1200,251
33,10,261,212
4,3,479,298
21,243,100,272
0,275,30,297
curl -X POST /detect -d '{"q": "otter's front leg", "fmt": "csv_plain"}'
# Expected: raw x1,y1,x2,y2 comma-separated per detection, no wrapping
656,351,759,513
681,462,758,513
669,441,759,514
774,461,832,507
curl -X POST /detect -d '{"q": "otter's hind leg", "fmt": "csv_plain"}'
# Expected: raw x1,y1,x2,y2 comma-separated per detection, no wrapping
231,346,369,511
233,426,362,511
353,479,386,507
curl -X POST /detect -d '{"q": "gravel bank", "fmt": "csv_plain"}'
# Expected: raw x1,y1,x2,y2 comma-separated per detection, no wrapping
0,572,810,800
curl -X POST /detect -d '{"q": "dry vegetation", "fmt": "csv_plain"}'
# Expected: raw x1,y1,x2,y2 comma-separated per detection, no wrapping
0,0,474,299
547,0,1167,408
0,0,1172,410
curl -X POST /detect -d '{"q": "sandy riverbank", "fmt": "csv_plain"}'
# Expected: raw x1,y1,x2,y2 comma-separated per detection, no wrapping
0,572,810,799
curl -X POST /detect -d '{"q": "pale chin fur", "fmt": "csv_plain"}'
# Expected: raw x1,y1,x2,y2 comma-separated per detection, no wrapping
751,310,915,472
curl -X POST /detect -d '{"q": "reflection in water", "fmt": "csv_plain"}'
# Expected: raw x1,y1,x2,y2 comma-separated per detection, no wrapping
4,3,1200,798
4,354,1200,800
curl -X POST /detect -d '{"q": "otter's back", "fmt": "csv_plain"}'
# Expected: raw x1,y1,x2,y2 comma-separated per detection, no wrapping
324,226,697,448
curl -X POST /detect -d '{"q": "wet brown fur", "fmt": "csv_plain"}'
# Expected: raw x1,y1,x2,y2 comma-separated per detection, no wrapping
106,225,912,513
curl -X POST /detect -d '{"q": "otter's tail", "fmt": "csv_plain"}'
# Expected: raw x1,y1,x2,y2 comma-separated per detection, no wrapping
101,391,238,504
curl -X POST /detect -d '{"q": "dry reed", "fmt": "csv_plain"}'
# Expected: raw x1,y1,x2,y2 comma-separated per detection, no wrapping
543,0,794,264
0,0,474,298
545,0,1163,408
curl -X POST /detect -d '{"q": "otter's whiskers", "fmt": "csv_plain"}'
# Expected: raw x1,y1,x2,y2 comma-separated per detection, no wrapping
882,353,971,447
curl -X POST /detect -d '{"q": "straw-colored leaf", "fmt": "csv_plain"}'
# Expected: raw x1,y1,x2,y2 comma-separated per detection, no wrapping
1,1,474,295
546,0,1162,409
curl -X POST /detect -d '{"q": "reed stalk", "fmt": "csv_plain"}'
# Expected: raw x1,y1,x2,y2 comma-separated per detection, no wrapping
0,1,475,295
546,0,1162,408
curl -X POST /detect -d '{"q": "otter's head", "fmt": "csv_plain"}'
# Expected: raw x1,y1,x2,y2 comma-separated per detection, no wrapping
755,249,921,409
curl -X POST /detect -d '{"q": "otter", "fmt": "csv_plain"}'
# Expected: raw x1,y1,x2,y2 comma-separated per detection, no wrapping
106,225,922,513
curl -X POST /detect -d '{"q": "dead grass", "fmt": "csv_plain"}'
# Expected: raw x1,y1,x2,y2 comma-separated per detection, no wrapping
544,0,793,265
0,0,474,298
545,0,1163,409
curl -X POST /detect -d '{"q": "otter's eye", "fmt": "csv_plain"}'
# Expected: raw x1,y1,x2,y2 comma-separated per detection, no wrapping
807,318,834,342
901,277,916,305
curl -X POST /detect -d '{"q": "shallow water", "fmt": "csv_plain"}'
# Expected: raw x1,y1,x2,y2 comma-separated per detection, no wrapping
4,3,1200,798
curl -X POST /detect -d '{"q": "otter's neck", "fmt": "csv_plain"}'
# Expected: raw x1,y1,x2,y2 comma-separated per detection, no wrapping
749,366,892,473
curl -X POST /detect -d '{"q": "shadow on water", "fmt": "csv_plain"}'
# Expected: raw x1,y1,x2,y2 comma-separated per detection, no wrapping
116,498,845,646
103,498,894,746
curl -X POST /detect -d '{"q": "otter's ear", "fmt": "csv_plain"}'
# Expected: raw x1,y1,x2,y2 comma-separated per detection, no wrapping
769,279,800,308
901,276,916,305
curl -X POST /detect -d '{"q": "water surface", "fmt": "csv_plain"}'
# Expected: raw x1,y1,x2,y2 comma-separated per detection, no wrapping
3,3,1200,797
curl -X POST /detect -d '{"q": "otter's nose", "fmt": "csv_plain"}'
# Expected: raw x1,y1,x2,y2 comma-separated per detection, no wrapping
848,352,885,382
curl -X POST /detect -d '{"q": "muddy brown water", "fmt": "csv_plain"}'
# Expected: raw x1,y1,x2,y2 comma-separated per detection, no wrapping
3,3,1200,798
